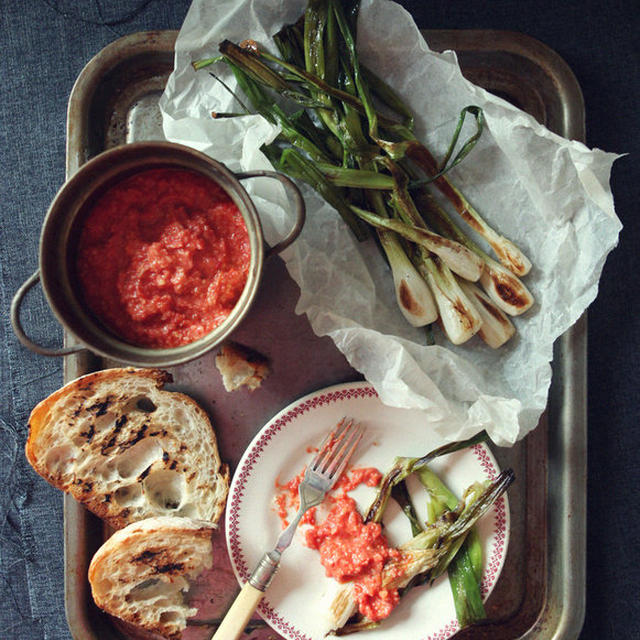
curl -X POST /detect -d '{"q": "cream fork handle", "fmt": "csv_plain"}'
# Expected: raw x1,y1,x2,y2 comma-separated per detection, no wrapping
212,552,280,640
211,582,264,640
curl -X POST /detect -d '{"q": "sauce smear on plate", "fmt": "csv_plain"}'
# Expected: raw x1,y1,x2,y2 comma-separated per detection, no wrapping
76,168,250,348
275,466,402,622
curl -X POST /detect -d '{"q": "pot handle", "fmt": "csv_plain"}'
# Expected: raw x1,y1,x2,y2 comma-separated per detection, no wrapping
236,170,306,259
11,270,86,357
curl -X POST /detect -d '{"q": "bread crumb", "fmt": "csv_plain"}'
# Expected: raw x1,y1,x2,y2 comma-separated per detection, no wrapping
215,342,270,392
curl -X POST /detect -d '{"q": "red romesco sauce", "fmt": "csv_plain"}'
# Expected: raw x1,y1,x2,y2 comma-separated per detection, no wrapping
274,466,402,622
75,168,250,348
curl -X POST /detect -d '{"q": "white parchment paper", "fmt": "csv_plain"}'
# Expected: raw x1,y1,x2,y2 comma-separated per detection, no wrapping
159,0,621,446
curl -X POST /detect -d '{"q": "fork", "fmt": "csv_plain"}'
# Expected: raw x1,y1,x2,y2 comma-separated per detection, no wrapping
212,418,365,640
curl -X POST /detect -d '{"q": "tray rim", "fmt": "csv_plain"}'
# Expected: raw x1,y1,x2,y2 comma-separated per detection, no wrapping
61,27,587,640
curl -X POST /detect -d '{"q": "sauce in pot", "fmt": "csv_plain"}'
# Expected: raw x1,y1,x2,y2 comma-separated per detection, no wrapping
75,168,250,348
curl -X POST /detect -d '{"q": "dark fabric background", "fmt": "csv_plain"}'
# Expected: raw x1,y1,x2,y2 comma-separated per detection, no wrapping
1,1,637,639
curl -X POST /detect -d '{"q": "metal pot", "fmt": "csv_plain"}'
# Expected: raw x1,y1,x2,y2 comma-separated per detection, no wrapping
11,141,305,367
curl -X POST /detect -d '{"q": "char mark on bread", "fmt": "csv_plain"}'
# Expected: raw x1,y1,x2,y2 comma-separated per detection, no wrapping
25,367,229,530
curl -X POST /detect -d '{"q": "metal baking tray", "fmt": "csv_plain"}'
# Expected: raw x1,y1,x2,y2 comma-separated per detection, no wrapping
62,29,587,640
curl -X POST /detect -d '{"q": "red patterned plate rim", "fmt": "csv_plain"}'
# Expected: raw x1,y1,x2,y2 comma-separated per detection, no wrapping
225,381,510,640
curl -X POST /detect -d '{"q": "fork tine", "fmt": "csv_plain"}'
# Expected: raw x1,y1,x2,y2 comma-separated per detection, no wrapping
311,417,346,461
315,419,359,475
310,417,353,471
325,423,364,480
314,418,355,472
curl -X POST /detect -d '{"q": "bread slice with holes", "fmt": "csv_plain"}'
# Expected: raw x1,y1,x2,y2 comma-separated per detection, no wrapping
89,516,214,639
26,367,229,529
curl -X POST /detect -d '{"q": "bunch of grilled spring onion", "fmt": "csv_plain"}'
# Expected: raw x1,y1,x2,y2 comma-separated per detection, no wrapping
193,0,534,348
331,433,515,635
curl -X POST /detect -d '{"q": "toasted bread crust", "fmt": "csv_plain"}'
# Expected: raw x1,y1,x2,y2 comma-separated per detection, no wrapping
26,367,229,529
215,341,270,391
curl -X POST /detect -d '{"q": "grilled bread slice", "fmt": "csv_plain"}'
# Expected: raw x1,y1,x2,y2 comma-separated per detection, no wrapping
88,516,214,639
26,367,229,529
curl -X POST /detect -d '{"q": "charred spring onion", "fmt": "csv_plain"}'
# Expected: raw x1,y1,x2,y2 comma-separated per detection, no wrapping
329,433,504,633
328,442,514,634
417,465,487,628
193,0,534,348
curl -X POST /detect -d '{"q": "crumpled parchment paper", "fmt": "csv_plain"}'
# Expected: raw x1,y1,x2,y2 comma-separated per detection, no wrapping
159,0,621,446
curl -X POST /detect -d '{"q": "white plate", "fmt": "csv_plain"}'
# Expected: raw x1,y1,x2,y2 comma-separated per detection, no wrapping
226,382,510,640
